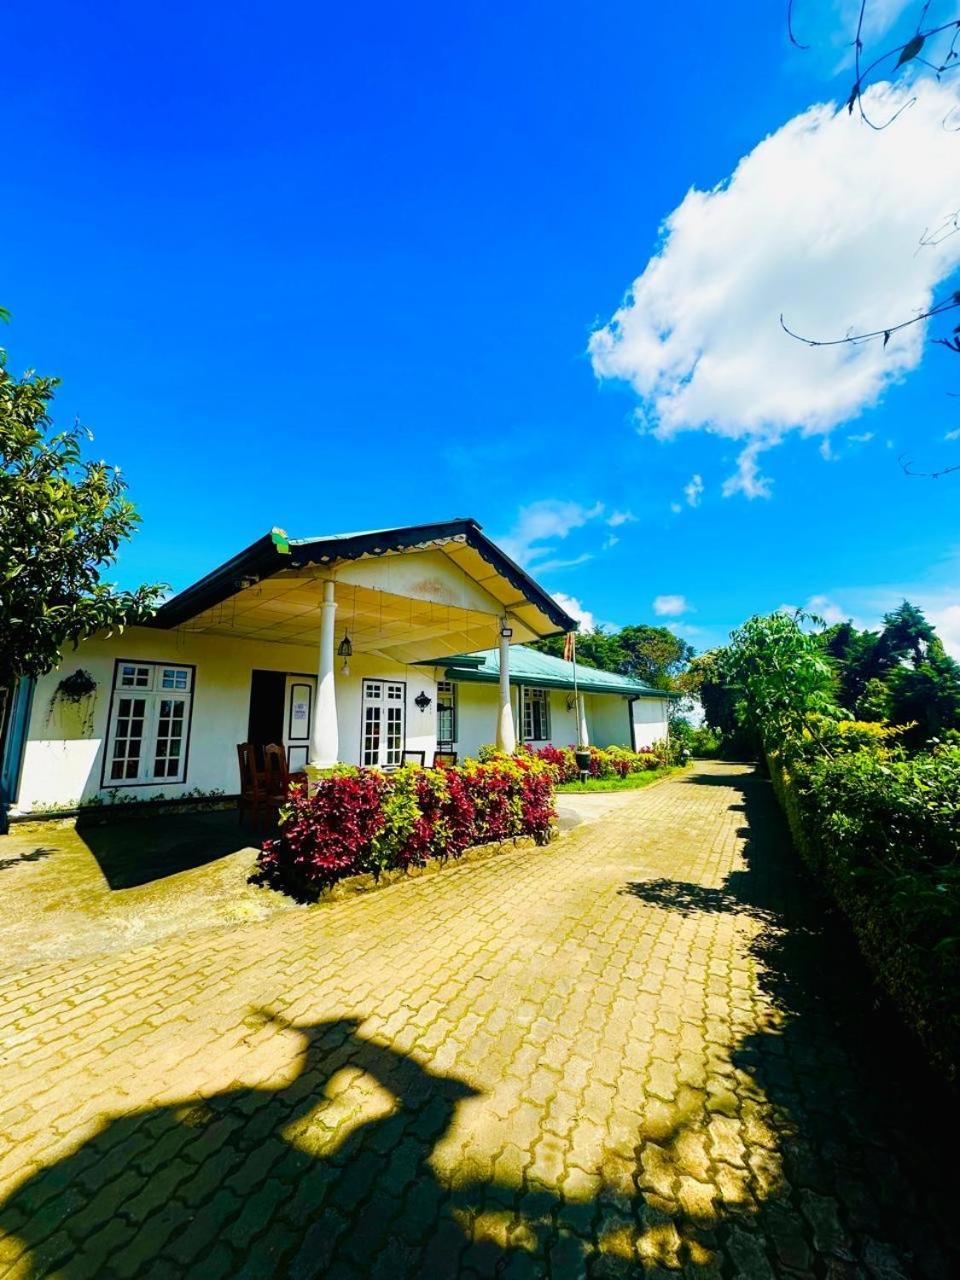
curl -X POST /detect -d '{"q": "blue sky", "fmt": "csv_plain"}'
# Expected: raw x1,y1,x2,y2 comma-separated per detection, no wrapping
3,1,959,653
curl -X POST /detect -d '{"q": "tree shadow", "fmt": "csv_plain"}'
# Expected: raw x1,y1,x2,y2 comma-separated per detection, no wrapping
0,1013,488,1278
0,1005,822,1279
622,766,960,1278
76,810,259,889
4,770,960,1277
0,846,55,873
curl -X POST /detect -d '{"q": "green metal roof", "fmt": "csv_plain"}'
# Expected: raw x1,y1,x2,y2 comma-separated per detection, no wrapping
438,646,679,699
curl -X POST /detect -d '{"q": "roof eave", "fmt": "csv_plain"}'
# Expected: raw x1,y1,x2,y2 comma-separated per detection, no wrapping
147,519,577,636
438,666,675,697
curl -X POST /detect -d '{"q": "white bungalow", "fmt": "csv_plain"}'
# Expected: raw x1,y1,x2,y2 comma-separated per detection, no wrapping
0,520,675,819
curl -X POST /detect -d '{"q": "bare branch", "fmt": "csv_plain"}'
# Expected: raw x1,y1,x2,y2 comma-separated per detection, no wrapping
787,0,809,50
780,292,960,349
900,452,960,478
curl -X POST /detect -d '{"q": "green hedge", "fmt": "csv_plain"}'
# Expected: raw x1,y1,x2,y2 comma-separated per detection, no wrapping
768,744,960,1084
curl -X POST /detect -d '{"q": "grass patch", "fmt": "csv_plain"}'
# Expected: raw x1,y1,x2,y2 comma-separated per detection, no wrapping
555,766,684,793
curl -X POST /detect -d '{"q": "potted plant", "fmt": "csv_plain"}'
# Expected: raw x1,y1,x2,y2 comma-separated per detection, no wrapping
574,746,591,777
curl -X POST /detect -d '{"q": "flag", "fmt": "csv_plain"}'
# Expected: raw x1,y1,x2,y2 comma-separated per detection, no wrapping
563,631,575,663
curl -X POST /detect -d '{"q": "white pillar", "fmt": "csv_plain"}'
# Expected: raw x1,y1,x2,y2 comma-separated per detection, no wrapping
577,693,589,748
309,580,339,768
496,628,516,753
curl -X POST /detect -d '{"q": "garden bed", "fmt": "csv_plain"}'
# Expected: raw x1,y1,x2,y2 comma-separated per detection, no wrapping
556,765,684,793
255,752,557,900
281,831,545,903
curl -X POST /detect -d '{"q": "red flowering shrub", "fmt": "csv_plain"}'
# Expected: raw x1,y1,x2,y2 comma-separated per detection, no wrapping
517,758,556,842
258,767,388,894
257,752,555,897
531,744,577,782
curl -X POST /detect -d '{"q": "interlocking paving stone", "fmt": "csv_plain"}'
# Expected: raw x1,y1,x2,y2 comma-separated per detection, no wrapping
0,762,958,1277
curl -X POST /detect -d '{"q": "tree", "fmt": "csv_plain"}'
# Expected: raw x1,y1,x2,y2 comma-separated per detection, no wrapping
0,341,164,701
533,625,694,689
888,649,960,743
814,601,960,735
716,611,842,752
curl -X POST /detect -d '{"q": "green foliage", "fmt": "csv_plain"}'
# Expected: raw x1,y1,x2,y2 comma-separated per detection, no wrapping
771,743,960,1082
816,601,960,742
709,601,960,1079
0,343,165,690
532,624,694,690
259,752,558,897
717,611,842,751
669,718,723,758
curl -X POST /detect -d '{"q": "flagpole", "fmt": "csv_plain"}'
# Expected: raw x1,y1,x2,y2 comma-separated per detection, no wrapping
571,631,581,743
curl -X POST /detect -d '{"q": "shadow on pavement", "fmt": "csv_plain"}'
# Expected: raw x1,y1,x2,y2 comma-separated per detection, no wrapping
3,768,958,1277
76,810,262,889
624,765,960,1278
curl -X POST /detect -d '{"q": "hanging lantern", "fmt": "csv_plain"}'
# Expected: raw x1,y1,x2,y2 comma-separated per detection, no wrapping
337,631,352,676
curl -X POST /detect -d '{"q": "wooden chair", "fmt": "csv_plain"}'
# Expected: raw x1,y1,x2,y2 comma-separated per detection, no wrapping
238,742,265,828
432,750,458,768
237,742,296,830
401,750,426,767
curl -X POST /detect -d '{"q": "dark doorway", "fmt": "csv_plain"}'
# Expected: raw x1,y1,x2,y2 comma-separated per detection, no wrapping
248,670,285,756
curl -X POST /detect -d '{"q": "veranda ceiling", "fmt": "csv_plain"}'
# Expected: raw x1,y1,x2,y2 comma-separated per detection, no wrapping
156,523,572,663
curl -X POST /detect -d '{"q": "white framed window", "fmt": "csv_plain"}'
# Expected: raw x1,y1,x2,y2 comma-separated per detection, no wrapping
361,679,405,768
103,661,195,786
522,687,550,742
437,680,457,745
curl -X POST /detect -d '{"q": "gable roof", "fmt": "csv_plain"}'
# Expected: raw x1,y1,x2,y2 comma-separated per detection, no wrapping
151,519,577,637
437,645,680,699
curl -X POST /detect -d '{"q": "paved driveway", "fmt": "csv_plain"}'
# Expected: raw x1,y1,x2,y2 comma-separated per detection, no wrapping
0,763,956,1278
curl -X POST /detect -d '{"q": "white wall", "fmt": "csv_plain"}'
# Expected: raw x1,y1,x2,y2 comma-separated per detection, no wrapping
452,681,504,760
15,627,441,813
587,694,633,749
537,689,578,749
632,697,670,749
453,684,663,755
15,623,675,814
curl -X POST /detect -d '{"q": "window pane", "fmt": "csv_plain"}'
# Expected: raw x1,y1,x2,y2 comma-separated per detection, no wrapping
385,706,402,767
111,696,146,781
437,681,456,742
153,695,186,780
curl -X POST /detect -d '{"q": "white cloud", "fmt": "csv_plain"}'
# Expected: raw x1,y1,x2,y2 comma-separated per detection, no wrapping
551,592,597,633
533,553,593,574
834,0,918,46
721,441,774,500
848,431,874,444
653,594,691,617
603,534,620,550
783,573,960,658
945,428,960,441
498,499,604,569
670,501,683,515
804,593,849,626
683,474,704,507
930,603,960,658
607,509,637,527
589,78,960,495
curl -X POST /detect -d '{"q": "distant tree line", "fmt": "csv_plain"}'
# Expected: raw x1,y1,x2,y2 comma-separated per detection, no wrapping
532,625,694,691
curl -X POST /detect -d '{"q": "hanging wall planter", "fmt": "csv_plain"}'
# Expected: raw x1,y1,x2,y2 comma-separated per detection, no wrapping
49,669,99,736
55,669,98,703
